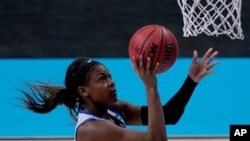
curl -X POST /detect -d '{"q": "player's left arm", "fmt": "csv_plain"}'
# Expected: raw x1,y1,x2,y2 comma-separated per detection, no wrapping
114,47,219,126
113,74,197,125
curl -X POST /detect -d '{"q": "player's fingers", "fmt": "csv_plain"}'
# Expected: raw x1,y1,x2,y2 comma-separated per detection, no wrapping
139,55,143,69
146,57,151,70
153,62,160,74
132,56,137,65
132,56,139,69
192,50,198,64
201,47,213,62
145,57,151,75
207,61,219,70
207,51,219,64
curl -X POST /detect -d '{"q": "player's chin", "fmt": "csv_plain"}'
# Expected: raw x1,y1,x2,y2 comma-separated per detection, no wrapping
109,94,118,103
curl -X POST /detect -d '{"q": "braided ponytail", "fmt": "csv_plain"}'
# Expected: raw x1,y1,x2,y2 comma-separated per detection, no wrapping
20,83,63,113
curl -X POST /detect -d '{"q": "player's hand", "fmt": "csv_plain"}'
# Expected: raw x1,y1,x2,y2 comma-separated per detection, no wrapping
132,55,159,88
189,47,219,83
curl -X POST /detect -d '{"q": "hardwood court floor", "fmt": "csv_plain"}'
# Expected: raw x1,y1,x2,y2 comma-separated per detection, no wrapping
0,137,229,141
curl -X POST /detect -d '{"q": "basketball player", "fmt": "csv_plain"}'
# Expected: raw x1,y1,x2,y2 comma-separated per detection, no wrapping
20,47,218,141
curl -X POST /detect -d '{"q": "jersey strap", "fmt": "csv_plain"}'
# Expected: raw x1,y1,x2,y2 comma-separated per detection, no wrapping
108,107,126,128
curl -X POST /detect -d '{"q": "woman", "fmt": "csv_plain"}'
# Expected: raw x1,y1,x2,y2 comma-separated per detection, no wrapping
20,47,219,141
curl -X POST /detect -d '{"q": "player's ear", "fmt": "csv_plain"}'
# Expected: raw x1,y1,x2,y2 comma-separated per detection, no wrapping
77,86,89,97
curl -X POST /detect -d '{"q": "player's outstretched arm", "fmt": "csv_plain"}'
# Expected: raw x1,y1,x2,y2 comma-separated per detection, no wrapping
113,47,219,126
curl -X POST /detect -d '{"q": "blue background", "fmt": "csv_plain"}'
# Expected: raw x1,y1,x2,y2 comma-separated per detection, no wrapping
0,58,249,137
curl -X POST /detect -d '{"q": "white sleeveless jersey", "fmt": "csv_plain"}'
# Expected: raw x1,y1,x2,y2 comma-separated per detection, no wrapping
74,107,126,141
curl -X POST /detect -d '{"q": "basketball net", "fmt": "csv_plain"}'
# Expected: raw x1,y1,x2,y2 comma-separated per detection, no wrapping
177,0,244,40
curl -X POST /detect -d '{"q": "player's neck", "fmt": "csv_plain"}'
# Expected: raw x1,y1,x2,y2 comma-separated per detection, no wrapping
83,101,108,118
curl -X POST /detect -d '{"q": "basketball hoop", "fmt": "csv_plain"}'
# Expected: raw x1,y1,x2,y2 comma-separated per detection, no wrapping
177,0,244,40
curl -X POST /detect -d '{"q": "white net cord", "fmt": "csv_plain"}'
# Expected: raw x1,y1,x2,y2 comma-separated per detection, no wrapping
177,0,244,40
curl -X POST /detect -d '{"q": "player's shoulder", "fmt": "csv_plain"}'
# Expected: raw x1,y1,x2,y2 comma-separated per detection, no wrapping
77,119,105,131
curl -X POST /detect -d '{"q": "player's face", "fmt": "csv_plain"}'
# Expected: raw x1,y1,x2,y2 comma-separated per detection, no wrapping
85,64,117,106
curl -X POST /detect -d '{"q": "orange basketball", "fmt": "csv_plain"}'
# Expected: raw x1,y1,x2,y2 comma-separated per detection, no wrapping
128,25,179,74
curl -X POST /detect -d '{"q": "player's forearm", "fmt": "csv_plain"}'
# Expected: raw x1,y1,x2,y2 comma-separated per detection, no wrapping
162,75,197,122
164,75,197,109
141,75,198,125
146,86,167,141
